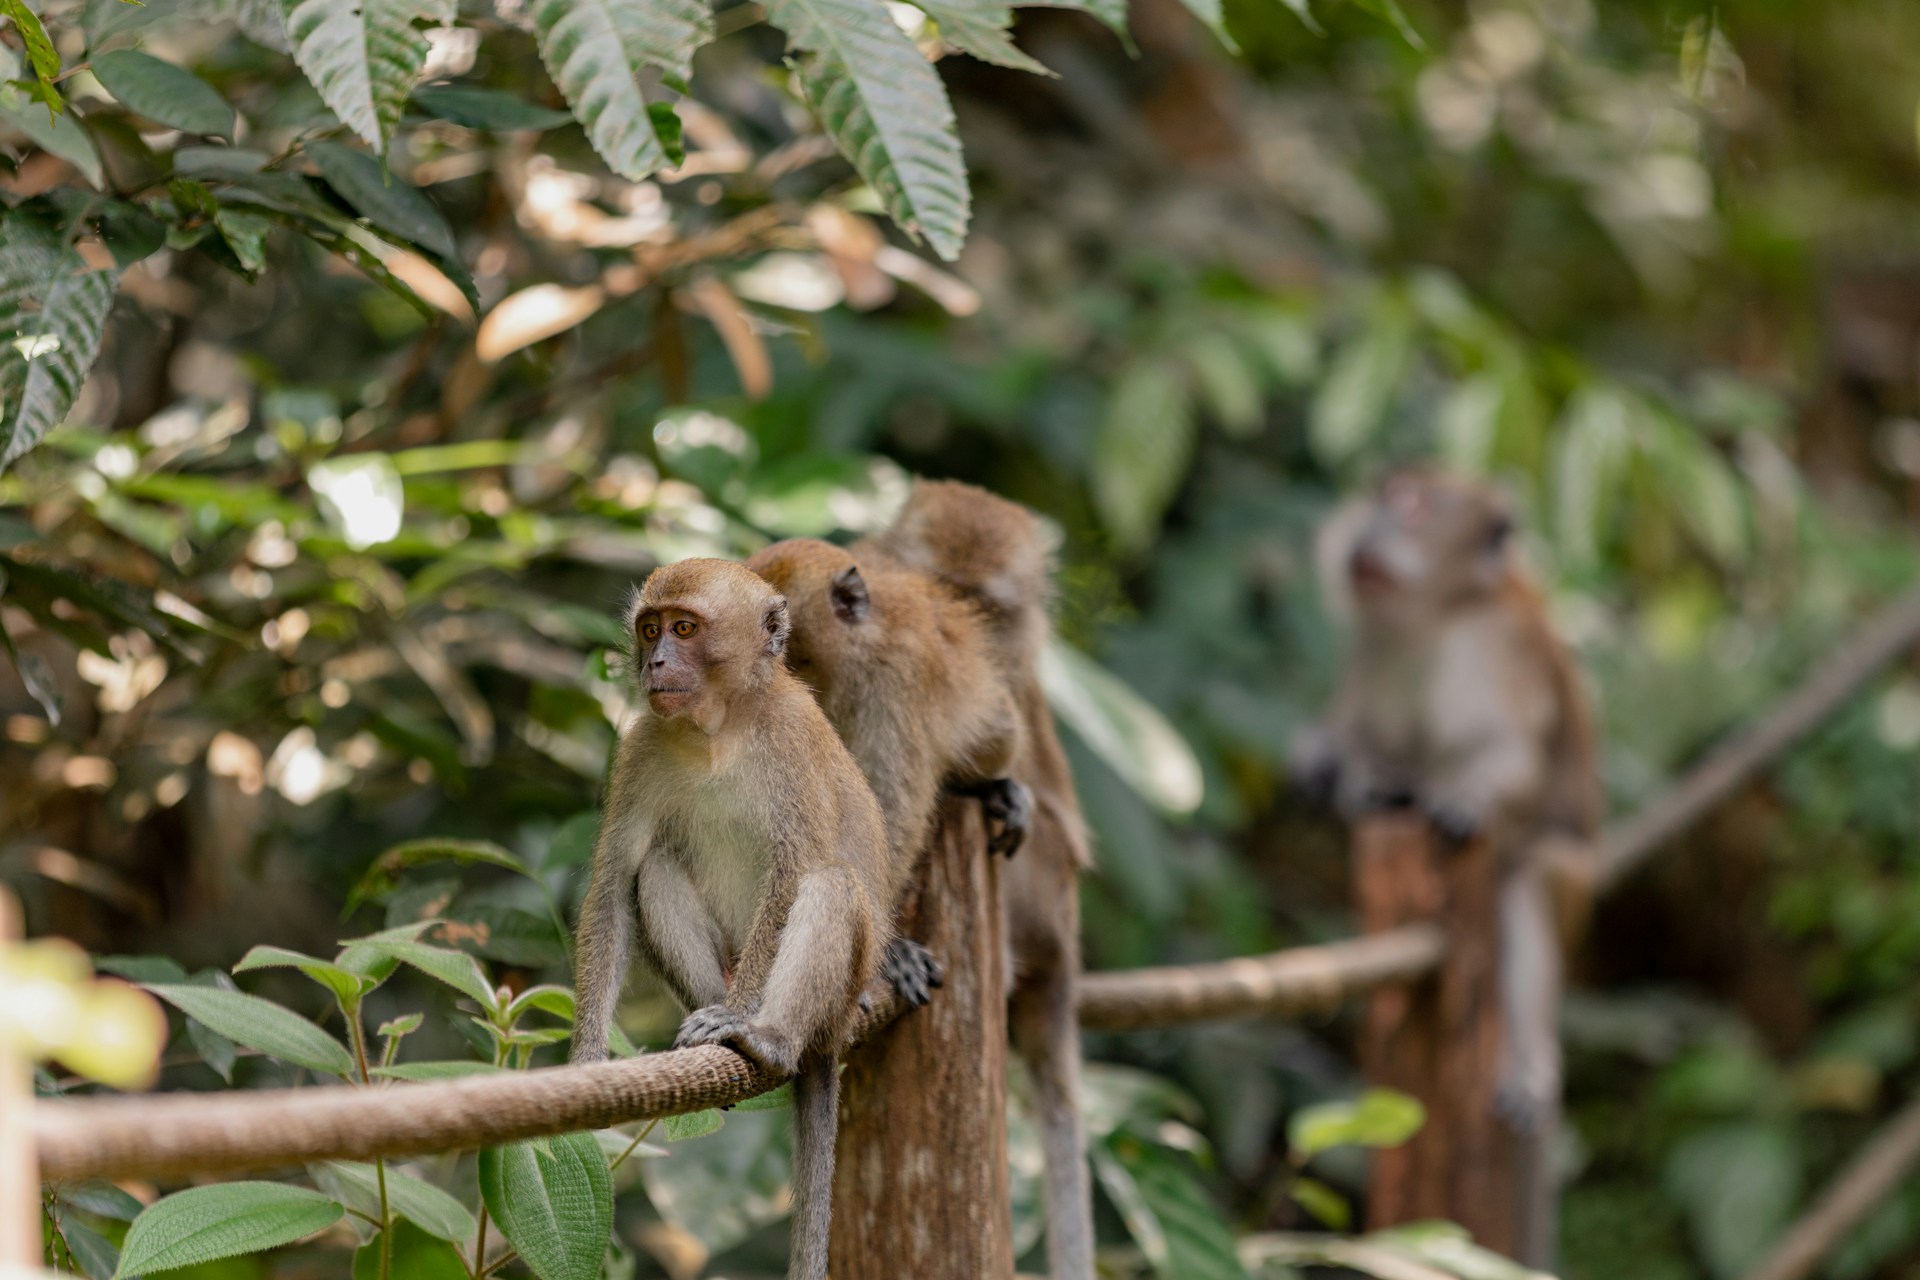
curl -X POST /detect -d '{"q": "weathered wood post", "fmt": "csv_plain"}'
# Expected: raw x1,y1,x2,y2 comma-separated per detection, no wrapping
1352,813,1521,1256
831,798,1014,1278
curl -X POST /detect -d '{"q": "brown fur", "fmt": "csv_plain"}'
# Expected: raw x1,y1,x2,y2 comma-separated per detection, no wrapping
569,558,888,1280
860,480,1097,1280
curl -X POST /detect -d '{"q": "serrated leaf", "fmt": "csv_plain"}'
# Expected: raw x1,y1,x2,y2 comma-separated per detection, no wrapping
235,945,374,1007
0,217,117,472
318,1161,477,1241
478,1133,614,1280
279,0,436,153
346,938,496,1009
0,1,59,95
144,983,356,1077
1091,357,1192,551
114,1182,343,1277
662,1109,724,1141
308,140,458,260
766,0,971,260
912,0,1048,73
92,50,237,138
411,84,574,130
531,0,710,180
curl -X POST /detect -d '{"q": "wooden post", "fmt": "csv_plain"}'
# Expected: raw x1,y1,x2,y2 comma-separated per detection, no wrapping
1352,814,1520,1256
831,799,1013,1279
0,890,40,1268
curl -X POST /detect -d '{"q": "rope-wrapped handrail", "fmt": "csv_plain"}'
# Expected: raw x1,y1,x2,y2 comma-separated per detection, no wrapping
34,930,1443,1181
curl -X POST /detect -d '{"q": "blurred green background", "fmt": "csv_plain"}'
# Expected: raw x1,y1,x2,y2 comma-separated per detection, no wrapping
10,0,1920,1275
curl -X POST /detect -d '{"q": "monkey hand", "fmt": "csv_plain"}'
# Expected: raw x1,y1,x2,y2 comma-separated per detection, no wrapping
674,1005,802,1076
980,778,1032,857
882,938,945,1008
1287,727,1343,810
1423,796,1483,848
1494,1070,1557,1135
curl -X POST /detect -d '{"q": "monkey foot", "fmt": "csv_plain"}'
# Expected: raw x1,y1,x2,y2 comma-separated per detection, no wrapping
1493,1078,1555,1134
882,938,944,1008
673,1005,800,1075
1424,800,1481,848
980,777,1032,858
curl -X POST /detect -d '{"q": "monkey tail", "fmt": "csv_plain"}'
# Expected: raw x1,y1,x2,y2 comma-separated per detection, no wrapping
788,1054,838,1280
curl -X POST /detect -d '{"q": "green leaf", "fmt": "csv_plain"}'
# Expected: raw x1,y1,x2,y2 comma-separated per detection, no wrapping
114,1182,344,1277
352,1219,471,1280
1169,0,1235,51
731,1081,793,1112
0,597,59,723
531,0,709,180
503,983,576,1025
234,945,375,1007
478,1133,614,1280
345,837,533,913
92,50,237,137
1308,301,1413,465
318,1161,477,1241
1091,1139,1248,1280
0,92,101,184
1665,1121,1799,1280
1092,357,1192,551
765,0,971,260
912,0,1049,73
1551,385,1635,567
546,811,600,868
216,207,273,274
412,85,575,130
1351,0,1422,47
307,139,458,260
1287,1089,1425,1159
378,1012,423,1038
1288,1175,1350,1231
1184,330,1262,437
662,1109,724,1141
279,0,439,153
58,1216,121,1280
62,1180,146,1222
345,938,496,1009
373,1059,505,1079
0,217,118,472
97,203,168,267
1039,639,1202,816
144,983,356,1077
0,0,59,95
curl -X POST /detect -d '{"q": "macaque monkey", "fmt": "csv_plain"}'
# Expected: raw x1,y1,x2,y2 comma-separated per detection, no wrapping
745,537,1031,1007
1294,469,1599,1267
865,480,1097,1280
569,558,890,1280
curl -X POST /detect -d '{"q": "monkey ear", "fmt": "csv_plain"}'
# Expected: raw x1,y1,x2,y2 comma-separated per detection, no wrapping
1485,512,1514,551
764,596,791,657
830,565,871,623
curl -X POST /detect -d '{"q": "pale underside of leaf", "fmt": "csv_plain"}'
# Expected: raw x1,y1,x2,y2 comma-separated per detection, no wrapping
279,0,432,153
0,225,116,471
532,0,711,181
765,0,971,260
913,0,1049,73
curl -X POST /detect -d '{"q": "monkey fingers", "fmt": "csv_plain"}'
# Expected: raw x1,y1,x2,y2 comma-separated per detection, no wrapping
881,938,944,1007
980,777,1032,857
673,1004,801,1075
1423,799,1482,849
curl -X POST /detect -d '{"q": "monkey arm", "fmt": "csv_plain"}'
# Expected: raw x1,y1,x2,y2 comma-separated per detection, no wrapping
1495,861,1563,1133
634,852,729,1012
570,852,636,1066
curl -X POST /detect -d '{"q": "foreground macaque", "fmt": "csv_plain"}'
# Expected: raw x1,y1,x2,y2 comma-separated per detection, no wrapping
745,537,1030,1007
865,480,1097,1280
569,558,889,1280
1295,469,1599,1266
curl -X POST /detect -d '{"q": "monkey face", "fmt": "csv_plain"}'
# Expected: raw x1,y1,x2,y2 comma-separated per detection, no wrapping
1348,471,1515,619
631,558,791,722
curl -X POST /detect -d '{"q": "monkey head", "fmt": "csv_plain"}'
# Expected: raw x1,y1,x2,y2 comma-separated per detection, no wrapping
744,539,874,692
1330,470,1516,625
876,480,1055,621
629,558,791,723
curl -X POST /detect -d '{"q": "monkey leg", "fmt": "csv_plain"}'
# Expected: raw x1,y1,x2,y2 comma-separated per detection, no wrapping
570,860,637,1065
881,937,944,1007
1010,938,1094,1280
1496,862,1565,1268
636,852,729,1013
679,867,869,1076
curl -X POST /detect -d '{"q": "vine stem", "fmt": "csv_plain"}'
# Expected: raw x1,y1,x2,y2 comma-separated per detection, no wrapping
345,1004,393,1280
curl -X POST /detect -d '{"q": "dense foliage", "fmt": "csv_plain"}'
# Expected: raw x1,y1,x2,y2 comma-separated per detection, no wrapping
9,0,1920,1275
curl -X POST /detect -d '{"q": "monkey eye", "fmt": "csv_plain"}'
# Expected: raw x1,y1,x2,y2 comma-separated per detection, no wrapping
640,621,660,641
671,619,697,638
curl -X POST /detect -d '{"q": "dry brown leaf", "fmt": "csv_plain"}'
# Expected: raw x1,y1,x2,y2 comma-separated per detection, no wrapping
475,283,607,362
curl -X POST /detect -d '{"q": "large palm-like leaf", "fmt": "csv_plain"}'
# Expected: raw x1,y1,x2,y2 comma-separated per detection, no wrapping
278,0,445,153
532,0,713,181
0,219,116,471
765,0,971,260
